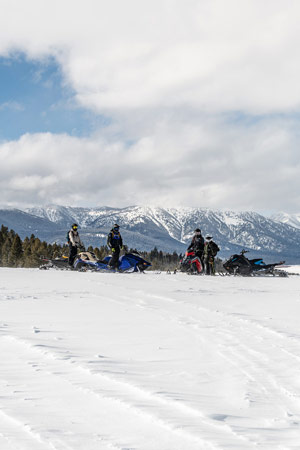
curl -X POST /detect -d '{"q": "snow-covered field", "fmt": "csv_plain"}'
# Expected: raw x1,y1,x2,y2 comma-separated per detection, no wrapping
1,268,300,450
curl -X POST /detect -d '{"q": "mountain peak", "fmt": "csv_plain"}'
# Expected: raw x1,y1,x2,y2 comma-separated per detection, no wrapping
0,204,299,262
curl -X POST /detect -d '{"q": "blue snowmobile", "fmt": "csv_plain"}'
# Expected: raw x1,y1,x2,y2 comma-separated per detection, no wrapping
40,251,151,273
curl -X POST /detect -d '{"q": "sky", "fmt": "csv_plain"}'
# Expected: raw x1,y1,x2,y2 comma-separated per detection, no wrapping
0,0,299,213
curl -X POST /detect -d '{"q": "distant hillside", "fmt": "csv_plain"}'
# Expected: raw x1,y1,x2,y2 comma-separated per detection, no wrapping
0,205,299,263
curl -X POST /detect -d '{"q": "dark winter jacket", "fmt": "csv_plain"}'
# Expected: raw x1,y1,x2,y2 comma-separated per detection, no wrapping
107,230,123,249
203,240,220,259
188,233,204,254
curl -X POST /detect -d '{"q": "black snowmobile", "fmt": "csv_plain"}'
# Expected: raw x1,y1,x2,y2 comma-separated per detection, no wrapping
223,250,287,277
40,255,70,270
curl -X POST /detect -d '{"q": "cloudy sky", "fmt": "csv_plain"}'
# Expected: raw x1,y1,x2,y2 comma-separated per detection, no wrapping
0,0,299,213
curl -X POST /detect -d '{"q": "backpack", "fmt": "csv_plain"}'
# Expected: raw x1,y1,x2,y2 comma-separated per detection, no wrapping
66,231,70,244
210,241,219,257
109,230,121,246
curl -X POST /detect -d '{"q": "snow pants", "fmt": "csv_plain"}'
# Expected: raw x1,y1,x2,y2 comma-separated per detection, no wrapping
109,247,120,269
204,256,215,275
68,244,78,266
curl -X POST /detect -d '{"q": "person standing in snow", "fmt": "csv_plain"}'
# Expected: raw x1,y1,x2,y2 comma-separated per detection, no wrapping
203,236,220,275
188,228,204,261
68,223,84,266
107,224,123,270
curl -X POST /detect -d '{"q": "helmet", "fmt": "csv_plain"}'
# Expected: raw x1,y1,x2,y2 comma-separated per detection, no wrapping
72,223,78,230
206,236,212,240
113,223,120,231
194,228,201,233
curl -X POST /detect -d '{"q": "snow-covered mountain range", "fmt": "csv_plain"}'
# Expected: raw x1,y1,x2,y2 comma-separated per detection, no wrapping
271,212,300,230
0,204,299,262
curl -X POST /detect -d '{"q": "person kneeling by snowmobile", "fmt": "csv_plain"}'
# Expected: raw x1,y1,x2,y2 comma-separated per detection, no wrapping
107,224,123,270
68,223,85,266
203,236,220,275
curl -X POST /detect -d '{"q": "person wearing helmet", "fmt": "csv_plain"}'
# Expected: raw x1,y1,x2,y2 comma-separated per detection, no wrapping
187,228,204,261
107,224,123,270
68,223,84,266
203,236,220,275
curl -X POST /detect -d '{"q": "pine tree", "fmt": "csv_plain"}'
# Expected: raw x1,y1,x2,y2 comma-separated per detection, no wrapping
0,225,9,257
1,236,12,266
9,234,23,267
22,237,32,267
29,237,44,267
51,243,61,259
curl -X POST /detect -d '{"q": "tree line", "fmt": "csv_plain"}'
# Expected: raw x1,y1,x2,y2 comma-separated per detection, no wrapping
0,225,182,271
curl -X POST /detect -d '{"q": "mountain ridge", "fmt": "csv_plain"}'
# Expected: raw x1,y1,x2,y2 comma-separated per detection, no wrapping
271,212,300,230
1,205,300,263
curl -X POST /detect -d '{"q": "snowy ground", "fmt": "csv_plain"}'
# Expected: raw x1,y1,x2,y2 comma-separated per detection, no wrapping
0,268,300,450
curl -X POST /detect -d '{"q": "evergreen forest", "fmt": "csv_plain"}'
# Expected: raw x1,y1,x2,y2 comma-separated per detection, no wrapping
0,225,183,271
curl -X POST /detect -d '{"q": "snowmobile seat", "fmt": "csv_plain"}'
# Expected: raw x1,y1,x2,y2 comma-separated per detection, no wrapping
77,251,98,262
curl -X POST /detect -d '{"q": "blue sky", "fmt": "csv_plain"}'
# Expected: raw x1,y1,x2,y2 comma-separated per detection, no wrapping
0,55,101,140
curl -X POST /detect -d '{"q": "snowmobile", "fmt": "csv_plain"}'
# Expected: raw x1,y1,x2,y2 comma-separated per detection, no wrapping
223,250,287,277
40,251,152,273
179,250,204,274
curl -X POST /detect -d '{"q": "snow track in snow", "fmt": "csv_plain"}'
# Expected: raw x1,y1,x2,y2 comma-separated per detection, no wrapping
117,290,300,447
0,335,220,450
0,269,300,449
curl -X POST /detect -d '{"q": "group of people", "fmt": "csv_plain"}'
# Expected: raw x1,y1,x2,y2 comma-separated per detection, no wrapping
67,223,123,269
67,223,219,274
187,228,220,275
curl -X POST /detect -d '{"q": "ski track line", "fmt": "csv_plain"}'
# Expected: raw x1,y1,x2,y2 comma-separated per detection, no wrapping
105,286,300,387
2,273,299,449
51,282,288,442
0,409,58,450
138,290,300,389
134,288,300,367
69,278,300,447
55,287,272,447
217,346,300,449
112,289,300,447
0,335,224,450
1,333,259,448
1,356,170,450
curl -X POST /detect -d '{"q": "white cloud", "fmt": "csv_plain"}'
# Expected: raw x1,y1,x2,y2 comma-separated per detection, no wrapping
0,0,299,211
0,101,24,111
0,117,299,212
1,0,300,114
